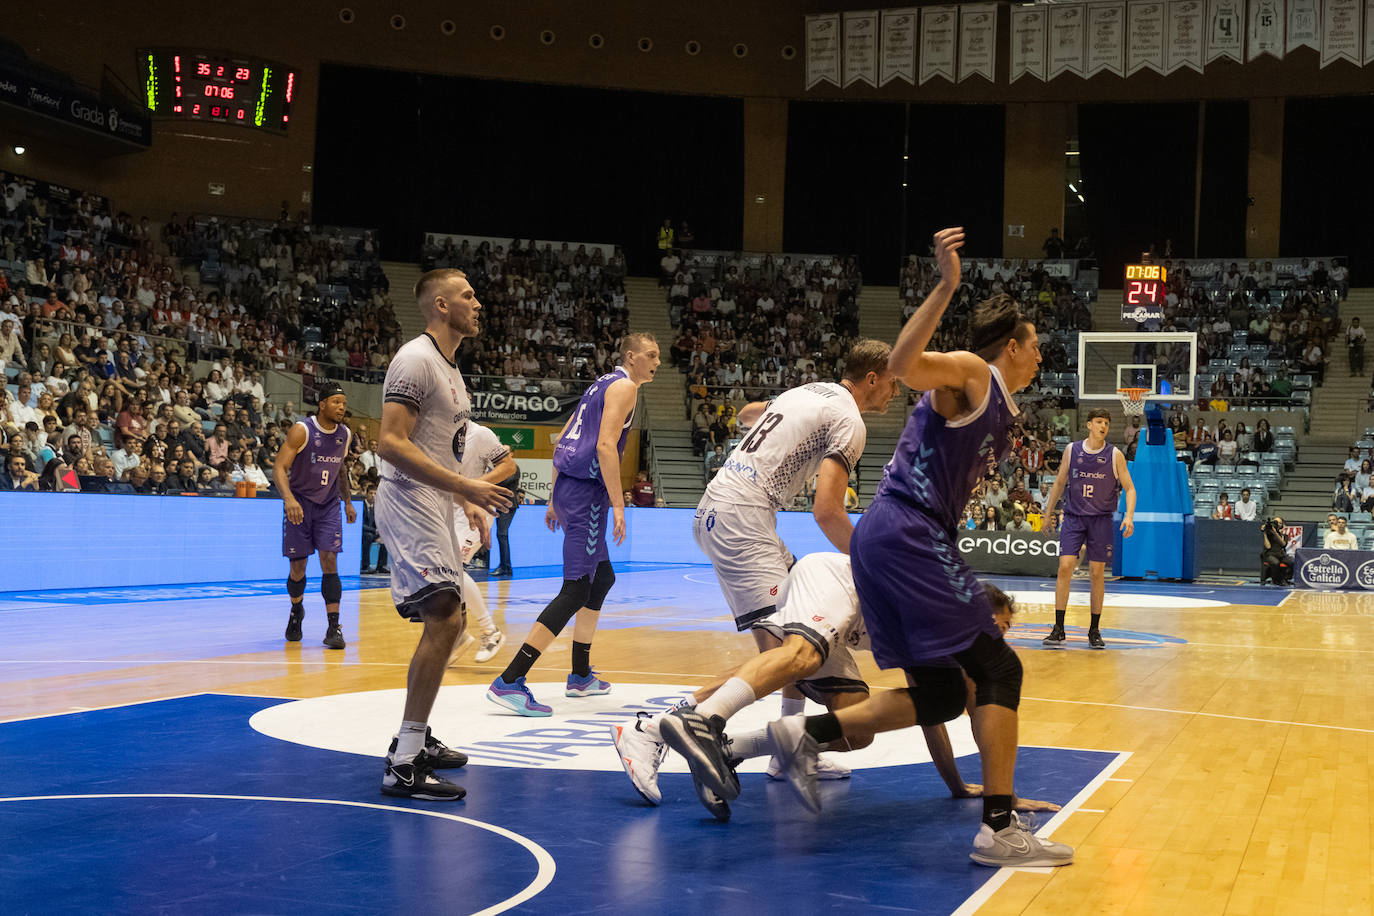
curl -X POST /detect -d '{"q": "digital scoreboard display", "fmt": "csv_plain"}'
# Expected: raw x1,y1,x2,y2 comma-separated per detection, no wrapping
140,49,297,132
1122,263,1168,321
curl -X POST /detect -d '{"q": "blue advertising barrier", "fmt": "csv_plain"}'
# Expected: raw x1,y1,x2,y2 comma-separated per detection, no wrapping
1295,547,1374,590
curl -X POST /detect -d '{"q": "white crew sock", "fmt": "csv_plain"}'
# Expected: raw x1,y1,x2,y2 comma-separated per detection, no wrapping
780,695,806,717
726,727,776,761
697,676,759,722
462,573,496,632
394,720,427,761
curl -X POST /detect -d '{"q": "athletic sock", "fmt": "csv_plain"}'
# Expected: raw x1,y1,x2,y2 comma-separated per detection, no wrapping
1054,609,1066,628
327,611,339,627
1089,613,1102,633
983,794,1014,831
499,644,540,683
781,695,806,717
571,641,592,678
803,712,843,746
394,720,427,762
698,677,758,721
726,727,776,761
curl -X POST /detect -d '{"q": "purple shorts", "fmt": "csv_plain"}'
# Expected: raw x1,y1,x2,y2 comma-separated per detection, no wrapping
552,475,610,580
1058,512,1114,563
283,499,343,558
850,497,1002,669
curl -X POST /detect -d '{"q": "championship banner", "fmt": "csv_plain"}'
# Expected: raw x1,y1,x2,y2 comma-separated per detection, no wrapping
880,8,919,85
470,389,583,424
805,14,842,89
1087,3,1128,75
1128,1,1169,71
1166,0,1206,72
843,10,880,87
1287,0,1320,51
958,3,999,81
1248,0,1286,58
1206,0,1246,61
1049,4,1087,78
919,5,959,83
1366,0,1374,62
1319,0,1361,65
1010,5,1049,81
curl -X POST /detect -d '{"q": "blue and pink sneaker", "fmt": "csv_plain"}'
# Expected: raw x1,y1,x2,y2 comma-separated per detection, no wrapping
566,670,612,697
486,676,553,716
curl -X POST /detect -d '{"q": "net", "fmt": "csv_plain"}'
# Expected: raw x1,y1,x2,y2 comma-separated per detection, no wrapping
1118,387,1150,417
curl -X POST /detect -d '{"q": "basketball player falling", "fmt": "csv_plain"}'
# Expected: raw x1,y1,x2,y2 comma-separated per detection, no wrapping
375,268,513,801
1041,407,1136,649
486,333,660,715
274,380,355,649
765,227,1074,868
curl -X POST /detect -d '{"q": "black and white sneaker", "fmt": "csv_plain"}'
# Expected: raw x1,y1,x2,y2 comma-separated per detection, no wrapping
387,730,468,769
658,709,740,801
1042,625,1066,648
381,749,466,801
323,624,346,649
285,608,304,642
1087,630,1106,649
692,773,731,821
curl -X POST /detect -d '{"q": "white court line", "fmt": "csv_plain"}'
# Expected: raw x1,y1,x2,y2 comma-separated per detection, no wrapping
0,793,554,915
0,691,289,725
1024,694,1374,734
1104,777,1133,783
1074,808,1106,814
1182,639,1374,654
0,658,725,680
952,750,1132,915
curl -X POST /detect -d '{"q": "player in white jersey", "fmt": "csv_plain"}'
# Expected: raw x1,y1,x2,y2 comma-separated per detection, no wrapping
691,339,899,777
447,419,515,664
611,555,1060,819
375,268,513,802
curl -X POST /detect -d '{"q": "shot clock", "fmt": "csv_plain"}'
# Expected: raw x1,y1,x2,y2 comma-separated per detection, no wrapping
1121,263,1167,322
140,49,297,132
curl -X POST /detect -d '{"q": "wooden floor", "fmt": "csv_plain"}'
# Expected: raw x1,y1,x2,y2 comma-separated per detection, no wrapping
3,569,1372,914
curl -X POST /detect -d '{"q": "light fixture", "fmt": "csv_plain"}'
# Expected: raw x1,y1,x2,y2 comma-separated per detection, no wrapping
1076,193,1085,202
1068,182,1078,193
1065,150,1080,156
12,145,25,155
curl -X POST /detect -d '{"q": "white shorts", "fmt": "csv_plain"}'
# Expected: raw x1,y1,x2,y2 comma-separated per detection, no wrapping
376,479,464,621
693,499,793,630
756,552,870,702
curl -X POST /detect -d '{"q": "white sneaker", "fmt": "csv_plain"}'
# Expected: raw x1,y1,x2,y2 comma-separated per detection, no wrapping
474,628,506,663
767,753,851,781
765,715,821,813
447,631,475,666
610,713,669,805
970,812,1074,868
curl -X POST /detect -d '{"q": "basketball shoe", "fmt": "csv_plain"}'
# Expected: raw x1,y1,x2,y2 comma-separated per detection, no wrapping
381,749,466,801
767,715,822,813
659,708,739,800
566,670,612,697
1087,630,1106,649
767,754,851,781
969,813,1074,867
474,628,506,663
692,774,731,821
487,675,552,716
284,608,304,642
1042,625,1067,648
386,728,468,769
323,624,345,649
610,712,669,805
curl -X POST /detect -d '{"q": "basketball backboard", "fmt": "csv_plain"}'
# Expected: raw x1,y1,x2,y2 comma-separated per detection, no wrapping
1076,331,1197,403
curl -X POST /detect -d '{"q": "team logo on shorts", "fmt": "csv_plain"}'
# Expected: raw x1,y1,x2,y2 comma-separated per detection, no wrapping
705,510,716,531
770,585,778,596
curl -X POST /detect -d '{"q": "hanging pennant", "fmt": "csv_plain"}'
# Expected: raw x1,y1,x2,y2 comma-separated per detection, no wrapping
805,14,842,89
879,8,919,85
1248,0,1286,58
920,5,959,83
1166,0,1206,72
1049,4,1087,78
1319,0,1361,65
959,3,999,82
843,10,880,87
1287,0,1320,51
1011,5,1049,81
1206,0,1245,62
1087,3,1128,76
1127,1,1168,73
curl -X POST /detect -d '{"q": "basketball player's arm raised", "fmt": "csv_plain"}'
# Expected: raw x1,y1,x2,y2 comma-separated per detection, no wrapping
596,378,638,545
1115,448,1136,537
377,402,512,514
886,228,987,410
273,422,309,524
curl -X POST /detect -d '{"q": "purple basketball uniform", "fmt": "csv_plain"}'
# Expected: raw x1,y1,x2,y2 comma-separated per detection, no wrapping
850,365,1019,668
551,367,634,580
282,416,350,558
1059,440,1120,563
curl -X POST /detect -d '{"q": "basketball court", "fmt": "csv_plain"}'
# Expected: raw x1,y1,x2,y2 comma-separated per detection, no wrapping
4,559,1371,914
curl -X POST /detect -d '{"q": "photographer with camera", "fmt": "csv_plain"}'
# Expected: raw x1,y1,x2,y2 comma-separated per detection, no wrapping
1260,516,1292,586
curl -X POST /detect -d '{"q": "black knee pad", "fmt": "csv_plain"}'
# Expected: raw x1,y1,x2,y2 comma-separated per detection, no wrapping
286,576,306,600
535,576,592,635
321,573,342,605
585,562,616,611
953,633,1023,711
905,666,968,726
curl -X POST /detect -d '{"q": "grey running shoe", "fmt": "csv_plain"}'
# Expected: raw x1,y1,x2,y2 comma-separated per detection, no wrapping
474,628,506,663
766,715,822,813
658,709,740,800
969,813,1074,868
1042,625,1067,648
692,773,731,821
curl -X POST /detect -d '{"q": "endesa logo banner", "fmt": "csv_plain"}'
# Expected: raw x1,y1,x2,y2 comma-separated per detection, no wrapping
957,529,1061,576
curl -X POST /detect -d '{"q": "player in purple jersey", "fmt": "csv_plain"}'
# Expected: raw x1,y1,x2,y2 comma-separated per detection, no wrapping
1041,407,1136,649
273,381,356,649
487,332,660,716
766,228,1073,869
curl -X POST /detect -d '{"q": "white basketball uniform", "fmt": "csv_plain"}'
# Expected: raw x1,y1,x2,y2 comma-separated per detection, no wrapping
451,420,511,562
757,552,869,701
375,334,472,620
693,382,866,630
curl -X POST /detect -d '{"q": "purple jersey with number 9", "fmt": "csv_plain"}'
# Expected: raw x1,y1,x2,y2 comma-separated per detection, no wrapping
288,415,350,505
553,367,633,481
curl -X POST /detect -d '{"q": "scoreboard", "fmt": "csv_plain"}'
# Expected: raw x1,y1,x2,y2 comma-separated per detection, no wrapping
1122,263,1167,322
140,49,297,132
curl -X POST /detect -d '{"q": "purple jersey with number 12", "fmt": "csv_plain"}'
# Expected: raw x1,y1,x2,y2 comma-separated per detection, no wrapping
553,367,633,481
288,415,350,505
1064,440,1119,516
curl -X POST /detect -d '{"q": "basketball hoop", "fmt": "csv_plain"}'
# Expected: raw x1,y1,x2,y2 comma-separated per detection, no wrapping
1117,387,1150,417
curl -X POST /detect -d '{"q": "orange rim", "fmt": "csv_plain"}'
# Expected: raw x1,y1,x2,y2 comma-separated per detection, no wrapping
1117,387,1150,401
